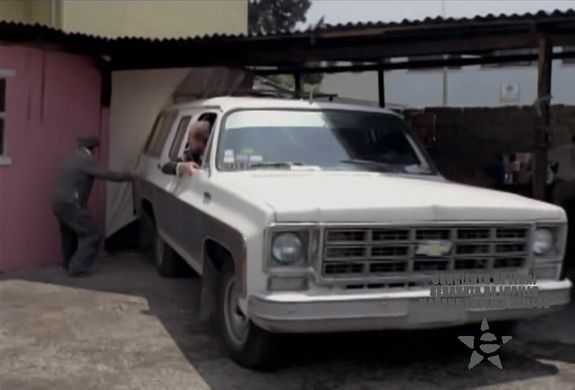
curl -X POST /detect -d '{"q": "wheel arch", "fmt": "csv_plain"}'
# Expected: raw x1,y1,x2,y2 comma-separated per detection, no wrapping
140,198,155,221
199,231,247,323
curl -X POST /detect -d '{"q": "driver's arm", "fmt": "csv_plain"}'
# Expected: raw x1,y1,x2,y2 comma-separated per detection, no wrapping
161,160,179,175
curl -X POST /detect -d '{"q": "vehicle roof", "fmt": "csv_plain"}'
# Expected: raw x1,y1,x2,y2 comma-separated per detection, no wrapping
167,96,401,116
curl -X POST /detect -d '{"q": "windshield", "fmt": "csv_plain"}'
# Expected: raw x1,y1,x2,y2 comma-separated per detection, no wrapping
217,109,434,174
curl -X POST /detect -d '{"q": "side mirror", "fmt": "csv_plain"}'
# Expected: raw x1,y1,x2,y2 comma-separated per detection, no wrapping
158,162,177,176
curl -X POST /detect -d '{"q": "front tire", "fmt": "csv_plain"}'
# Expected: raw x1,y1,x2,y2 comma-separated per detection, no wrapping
217,261,277,370
139,210,156,260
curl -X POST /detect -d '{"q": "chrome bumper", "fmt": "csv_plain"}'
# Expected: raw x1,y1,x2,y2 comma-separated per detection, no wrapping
248,279,572,333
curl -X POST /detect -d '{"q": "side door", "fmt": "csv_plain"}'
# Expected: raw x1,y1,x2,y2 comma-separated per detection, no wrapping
157,108,199,243
138,109,194,235
167,110,220,272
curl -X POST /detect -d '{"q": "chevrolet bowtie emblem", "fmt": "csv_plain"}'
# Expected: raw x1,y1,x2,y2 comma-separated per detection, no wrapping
416,241,453,257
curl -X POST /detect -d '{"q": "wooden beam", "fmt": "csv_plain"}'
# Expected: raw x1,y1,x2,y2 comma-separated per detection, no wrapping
236,34,537,65
377,68,385,107
254,51,575,75
533,35,553,201
111,33,538,70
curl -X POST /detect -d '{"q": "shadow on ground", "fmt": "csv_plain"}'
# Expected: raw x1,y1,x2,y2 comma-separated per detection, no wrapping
1,253,574,390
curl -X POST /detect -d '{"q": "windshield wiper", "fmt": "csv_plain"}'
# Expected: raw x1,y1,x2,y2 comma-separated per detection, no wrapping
248,161,304,169
339,159,396,172
404,164,433,175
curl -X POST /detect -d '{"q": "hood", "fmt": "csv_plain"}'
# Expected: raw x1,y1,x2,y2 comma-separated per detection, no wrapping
215,171,565,224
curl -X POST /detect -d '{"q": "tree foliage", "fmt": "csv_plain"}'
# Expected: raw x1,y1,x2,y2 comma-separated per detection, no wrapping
248,0,323,90
248,0,311,34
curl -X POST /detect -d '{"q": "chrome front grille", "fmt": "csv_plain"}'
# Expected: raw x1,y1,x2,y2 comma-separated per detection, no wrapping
322,225,530,279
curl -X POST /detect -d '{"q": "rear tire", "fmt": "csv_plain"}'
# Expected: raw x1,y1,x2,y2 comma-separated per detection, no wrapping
139,210,156,260
217,261,277,370
154,229,185,278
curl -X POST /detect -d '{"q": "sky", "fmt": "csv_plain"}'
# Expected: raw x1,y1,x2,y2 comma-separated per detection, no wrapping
304,0,575,26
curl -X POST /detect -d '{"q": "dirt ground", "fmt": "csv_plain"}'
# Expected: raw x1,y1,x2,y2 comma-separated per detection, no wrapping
1,253,574,390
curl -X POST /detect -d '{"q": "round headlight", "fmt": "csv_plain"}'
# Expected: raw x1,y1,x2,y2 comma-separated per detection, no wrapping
532,229,554,256
272,233,304,265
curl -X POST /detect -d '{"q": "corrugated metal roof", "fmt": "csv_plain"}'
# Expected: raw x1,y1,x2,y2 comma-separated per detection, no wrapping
122,8,575,41
0,8,573,44
318,9,575,31
0,9,574,70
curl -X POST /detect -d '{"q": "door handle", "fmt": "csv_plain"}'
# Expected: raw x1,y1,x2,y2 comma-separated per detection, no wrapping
157,163,162,169
203,192,212,201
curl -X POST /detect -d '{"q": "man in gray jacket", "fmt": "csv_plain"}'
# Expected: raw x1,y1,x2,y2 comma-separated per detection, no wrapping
51,134,134,277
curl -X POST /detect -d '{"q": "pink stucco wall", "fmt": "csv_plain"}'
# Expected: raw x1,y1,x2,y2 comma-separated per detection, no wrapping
0,45,107,271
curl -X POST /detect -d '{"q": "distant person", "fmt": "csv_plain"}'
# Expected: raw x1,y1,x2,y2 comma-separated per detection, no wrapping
508,153,520,184
161,120,211,176
487,154,506,187
51,134,134,277
550,135,575,209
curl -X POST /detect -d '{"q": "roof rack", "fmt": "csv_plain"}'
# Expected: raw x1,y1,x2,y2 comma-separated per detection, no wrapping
255,76,339,100
174,89,340,101
172,75,341,102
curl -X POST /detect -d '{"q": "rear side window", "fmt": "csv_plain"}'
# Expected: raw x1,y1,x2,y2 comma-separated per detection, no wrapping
168,115,192,160
145,110,179,157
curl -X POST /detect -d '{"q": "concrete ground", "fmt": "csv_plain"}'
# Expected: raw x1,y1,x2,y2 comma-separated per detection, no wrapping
0,253,574,390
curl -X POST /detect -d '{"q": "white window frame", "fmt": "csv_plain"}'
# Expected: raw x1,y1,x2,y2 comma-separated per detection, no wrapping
0,69,15,166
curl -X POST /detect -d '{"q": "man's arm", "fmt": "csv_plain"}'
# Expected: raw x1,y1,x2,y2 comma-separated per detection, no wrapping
82,156,133,182
161,161,199,176
161,161,179,175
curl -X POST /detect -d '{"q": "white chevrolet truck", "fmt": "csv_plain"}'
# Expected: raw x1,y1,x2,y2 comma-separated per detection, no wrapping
135,96,571,369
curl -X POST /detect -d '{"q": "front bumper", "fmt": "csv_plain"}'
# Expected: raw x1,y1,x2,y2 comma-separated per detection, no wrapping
248,279,572,333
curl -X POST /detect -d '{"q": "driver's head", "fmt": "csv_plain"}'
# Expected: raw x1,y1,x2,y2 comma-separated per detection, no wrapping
187,121,211,154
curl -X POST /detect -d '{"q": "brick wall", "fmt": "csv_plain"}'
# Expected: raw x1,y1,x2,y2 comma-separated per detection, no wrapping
403,105,575,185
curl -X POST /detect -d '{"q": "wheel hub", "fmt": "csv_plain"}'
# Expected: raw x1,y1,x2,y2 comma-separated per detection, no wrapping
224,277,249,346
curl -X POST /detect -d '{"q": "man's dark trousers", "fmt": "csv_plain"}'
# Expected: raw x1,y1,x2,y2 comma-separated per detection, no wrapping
52,201,102,274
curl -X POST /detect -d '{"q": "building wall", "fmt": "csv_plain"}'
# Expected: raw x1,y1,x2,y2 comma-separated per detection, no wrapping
106,68,190,235
0,45,105,271
0,1,27,22
0,0,248,38
60,0,248,38
0,0,53,25
28,0,52,26
321,59,575,108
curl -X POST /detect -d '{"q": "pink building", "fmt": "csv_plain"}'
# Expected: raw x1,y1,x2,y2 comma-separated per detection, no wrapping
0,44,108,271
